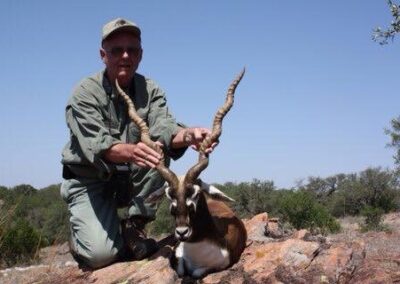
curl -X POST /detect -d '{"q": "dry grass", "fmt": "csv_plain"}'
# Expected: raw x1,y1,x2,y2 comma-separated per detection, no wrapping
330,212,400,277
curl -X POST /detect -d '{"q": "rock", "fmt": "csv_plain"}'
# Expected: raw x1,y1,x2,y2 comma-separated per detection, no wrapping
305,243,354,282
265,217,291,239
87,236,177,284
244,212,272,242
65,261,78,267
293,229,309,240
90,255,176,284
242,238,321,282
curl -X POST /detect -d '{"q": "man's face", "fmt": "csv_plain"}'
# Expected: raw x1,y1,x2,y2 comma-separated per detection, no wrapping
100,32,142,88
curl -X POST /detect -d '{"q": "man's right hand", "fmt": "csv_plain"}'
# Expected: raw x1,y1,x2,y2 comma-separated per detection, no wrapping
104,142,162,168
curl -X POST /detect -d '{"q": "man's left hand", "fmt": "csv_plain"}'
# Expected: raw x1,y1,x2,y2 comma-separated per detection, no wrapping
183,127,218,154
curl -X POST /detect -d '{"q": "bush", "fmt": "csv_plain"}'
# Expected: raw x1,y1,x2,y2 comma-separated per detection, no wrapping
360,206,386,232
0,184,70,268
279,190,340,234
0,219,42,267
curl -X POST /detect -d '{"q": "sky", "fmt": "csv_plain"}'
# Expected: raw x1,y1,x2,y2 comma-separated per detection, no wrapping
0,1,399,189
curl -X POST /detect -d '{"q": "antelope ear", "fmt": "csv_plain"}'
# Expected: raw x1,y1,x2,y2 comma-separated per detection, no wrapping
200,181,235,202
145,182,169,204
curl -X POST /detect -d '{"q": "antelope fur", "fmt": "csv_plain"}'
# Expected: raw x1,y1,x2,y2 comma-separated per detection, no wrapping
167,177,247,278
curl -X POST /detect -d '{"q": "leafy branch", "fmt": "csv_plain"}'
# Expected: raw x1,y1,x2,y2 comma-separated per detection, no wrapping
373,0,400,45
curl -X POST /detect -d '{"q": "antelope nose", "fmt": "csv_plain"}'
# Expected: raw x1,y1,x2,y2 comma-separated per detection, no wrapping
175,227,189,237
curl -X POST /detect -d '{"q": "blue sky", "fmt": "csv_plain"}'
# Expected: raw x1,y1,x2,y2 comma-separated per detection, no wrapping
0,1,399,189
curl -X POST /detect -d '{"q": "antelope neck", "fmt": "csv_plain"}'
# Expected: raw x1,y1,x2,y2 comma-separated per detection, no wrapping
189,193,219,242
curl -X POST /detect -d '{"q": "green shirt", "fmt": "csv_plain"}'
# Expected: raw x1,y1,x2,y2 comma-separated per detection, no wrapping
61,70,185,180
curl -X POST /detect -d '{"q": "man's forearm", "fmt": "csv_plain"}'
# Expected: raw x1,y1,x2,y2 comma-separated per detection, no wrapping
171,127,215,153
171,127,189,149
103,143,134,163
104,142,162,168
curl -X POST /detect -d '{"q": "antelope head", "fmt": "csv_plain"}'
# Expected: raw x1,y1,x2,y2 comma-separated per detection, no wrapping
116,69,245,241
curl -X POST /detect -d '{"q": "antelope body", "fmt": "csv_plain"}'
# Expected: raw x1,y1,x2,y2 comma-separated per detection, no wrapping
116,69,247,278
161,177,247,278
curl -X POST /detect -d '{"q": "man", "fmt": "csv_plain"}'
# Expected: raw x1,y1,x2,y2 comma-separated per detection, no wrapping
61,18,214,269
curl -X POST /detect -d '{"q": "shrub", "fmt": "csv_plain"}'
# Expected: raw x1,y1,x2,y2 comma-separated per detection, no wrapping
0,219,42,267
279,190,340,234
148,198,174,236
360,206,386,232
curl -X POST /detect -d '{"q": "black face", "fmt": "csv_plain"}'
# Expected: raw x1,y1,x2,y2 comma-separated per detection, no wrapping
166,185,200,241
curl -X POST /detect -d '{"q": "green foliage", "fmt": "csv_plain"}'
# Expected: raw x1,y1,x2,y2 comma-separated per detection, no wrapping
7,184,70,246
33,185,70,245
279,190,340,234
12,184,37,196
218,179,282,219
386,116,400,171
302,168,399,218
359,168,398,211
0,219,42,267
360,206,386,232
218,179,341,234
0,184,69,268
373,0,400,45
148,198,174,236
0,186,8,198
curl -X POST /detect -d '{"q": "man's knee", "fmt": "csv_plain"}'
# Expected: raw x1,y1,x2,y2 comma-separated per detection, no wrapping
74,242,121,269
85,250,119,269
70,231,123,269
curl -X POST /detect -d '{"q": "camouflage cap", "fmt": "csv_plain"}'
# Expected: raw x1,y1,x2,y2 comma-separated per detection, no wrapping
102,18,141,42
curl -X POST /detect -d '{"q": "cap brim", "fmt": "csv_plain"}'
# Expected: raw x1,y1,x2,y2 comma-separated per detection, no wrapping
102,26,141,41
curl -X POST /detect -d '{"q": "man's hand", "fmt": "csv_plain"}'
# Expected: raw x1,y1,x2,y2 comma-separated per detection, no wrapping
172,127,218,154
104,142,163,168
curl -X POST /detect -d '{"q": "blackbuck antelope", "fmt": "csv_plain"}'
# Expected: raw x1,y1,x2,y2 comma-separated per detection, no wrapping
115,69,247,279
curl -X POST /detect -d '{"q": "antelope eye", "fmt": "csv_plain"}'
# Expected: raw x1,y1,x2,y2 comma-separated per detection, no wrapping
186,186,195,197
170,204,177,216
187,202,195,213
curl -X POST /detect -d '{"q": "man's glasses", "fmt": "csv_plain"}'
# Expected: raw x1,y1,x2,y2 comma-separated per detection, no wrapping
105,46,141,57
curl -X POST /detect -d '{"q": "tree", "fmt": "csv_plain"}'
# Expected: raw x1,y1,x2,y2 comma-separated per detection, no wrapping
224,179,278,218
12,184,37,196
373,0,400,44
386,117,400,172
298,168,399,217
358,167,397,211
300,174,346,200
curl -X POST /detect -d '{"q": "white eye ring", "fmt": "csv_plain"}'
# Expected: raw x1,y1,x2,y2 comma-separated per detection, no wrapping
192,185,201,199
186,199,197,211
165,187,173,201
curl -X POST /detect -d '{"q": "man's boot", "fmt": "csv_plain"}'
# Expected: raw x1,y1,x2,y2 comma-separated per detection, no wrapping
121,216,159,260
